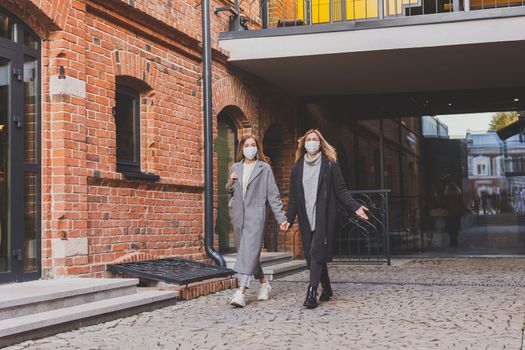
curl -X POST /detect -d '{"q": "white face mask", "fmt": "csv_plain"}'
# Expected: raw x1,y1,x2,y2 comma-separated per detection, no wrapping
243,146,257,160
305,140,320,154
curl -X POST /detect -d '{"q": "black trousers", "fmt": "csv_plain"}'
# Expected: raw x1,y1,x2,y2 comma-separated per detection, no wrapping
309,230,331,288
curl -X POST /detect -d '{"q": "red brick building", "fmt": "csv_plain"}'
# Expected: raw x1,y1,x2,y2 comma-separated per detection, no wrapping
0,0,298,282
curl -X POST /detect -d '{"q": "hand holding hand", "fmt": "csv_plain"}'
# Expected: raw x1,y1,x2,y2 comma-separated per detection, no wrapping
230,172,238,182
355,206,369,220
280,221,290,232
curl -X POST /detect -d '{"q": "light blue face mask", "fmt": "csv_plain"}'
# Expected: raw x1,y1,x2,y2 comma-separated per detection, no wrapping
305,140,320,154
243,146,257,160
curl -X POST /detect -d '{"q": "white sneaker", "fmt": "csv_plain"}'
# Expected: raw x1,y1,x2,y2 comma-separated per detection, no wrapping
257,281,272,301
229,290,246,307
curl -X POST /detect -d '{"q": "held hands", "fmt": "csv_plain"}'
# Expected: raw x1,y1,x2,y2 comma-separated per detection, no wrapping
279,221,290,232
355,206,369,220
230,172,238,182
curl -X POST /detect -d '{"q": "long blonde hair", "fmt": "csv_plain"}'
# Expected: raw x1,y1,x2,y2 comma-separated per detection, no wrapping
295,129,337,163
237,134,270,163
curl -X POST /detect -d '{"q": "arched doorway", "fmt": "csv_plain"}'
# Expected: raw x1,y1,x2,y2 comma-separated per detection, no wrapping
0,7,41,282
215,112,238,253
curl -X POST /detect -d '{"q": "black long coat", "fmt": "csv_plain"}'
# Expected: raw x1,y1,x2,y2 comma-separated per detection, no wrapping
287,155,361,264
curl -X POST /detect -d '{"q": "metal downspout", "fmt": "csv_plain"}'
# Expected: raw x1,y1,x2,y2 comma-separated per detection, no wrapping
202,0,226,267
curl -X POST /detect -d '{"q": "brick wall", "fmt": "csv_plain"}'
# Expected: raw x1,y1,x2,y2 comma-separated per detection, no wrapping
0,0,299,277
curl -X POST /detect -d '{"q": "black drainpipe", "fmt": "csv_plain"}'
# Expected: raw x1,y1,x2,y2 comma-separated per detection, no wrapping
202,0,226,267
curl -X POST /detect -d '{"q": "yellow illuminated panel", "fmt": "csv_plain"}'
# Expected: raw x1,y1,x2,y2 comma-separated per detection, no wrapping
296,0,420,22
311,0,331,23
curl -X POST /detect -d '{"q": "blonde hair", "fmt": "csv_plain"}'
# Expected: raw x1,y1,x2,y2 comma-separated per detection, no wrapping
237,134,270,163
295,129,337,163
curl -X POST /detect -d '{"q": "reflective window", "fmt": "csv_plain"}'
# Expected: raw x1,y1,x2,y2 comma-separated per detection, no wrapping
115,85,140,172
0,10,17,41
24,29,38,50
24,56,38,163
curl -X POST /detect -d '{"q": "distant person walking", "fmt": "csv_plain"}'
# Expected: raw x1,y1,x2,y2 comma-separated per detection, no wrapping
226,135,288,307
284,129,369,309
443,179,465,247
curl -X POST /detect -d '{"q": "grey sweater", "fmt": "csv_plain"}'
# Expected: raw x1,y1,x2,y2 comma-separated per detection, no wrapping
302,152,322,231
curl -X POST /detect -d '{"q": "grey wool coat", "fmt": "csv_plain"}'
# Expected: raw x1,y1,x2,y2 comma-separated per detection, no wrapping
226,160,287,275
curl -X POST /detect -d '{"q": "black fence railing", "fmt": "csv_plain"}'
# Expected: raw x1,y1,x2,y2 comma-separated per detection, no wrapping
260,0,525,29
333,190,391,264
269,190,391,264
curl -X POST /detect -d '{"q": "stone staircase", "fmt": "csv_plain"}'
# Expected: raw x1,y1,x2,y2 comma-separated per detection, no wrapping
223,252,307,280
0,278,178,347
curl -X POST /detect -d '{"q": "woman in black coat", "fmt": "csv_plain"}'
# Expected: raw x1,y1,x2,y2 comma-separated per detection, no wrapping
284,129,369,308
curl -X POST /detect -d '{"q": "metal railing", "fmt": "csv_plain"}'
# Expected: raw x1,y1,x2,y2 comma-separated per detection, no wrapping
259,0,525,28
333,189,391,264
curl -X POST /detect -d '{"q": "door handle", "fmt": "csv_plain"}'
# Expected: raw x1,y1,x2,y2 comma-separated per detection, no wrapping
12,68,22,81
13,249,23,262
12,115,23,128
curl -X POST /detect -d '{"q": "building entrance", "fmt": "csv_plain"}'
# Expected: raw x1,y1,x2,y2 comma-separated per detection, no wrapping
0,7,41,282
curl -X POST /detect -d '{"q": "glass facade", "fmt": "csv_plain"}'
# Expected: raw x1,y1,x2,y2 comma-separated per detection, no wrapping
301,101,524,256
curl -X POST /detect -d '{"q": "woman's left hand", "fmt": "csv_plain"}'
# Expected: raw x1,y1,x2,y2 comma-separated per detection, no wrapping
280,221,290,232
355,206,369,220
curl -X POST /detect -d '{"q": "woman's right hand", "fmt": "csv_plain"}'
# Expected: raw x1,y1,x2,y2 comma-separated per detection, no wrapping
230,172,238,182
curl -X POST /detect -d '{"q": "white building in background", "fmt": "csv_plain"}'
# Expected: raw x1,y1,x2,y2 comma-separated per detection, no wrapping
467,131,525,213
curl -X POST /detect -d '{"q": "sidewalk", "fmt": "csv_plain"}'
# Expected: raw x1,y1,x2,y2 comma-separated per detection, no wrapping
6,258,525,350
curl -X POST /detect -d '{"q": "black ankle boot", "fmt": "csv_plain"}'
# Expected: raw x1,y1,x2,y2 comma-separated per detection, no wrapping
319,283,333,302
303,285,318,309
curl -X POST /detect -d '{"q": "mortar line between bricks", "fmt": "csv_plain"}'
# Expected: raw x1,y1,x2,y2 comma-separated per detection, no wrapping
275,280,525,288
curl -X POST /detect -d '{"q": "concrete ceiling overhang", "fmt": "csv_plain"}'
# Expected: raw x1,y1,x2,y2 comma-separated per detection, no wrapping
219,10,525,98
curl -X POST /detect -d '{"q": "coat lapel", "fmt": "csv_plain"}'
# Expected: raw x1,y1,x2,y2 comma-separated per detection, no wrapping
316,155,328,199
235,161,243,191
297,157,307,214
247,160,264,186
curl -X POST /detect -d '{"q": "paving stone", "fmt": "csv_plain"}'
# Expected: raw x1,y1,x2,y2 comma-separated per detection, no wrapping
5,258,525,350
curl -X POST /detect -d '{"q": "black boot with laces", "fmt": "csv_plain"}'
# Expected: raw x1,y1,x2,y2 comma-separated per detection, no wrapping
303,285,318,309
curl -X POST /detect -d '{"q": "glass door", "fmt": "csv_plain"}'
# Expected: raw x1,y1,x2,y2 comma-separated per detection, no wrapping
0,6,41,282
0,55,10,277
215,113,238,254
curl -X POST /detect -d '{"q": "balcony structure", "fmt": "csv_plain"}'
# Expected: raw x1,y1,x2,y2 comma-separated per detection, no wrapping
219,2,525,115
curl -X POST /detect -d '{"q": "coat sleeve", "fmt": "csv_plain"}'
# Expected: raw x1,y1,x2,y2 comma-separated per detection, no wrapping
332,161,362,213
266,165,287,224
225,164,235,193
286,165,298,226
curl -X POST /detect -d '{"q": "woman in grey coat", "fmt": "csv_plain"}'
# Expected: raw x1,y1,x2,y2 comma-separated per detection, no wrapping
226,134,288,307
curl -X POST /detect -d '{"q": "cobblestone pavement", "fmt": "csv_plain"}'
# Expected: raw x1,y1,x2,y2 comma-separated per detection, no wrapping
7,258,525,350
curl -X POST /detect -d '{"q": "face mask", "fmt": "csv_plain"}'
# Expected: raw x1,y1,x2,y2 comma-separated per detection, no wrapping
243,146,257,160
305,140,320,154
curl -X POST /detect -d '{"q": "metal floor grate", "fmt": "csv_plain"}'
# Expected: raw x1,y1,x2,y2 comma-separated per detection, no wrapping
107,258,235,285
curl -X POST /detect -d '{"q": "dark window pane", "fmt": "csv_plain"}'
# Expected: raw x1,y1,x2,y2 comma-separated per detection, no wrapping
0,10,17,41
24,29,38,49
24,56,38,163
0,58,9,272
115,89,138,166
24,172,38,273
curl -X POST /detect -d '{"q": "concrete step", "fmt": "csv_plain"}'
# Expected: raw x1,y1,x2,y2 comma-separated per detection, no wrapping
223,252,294,269
263,260,307,280
0,278,138,321
0,290,177,346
